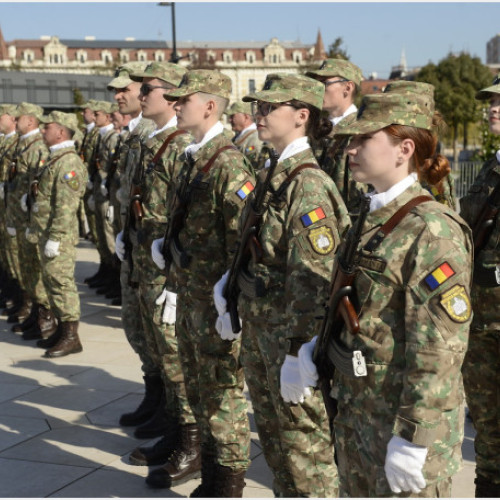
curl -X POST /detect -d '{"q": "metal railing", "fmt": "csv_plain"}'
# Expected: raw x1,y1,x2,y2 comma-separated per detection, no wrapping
451,161,483,199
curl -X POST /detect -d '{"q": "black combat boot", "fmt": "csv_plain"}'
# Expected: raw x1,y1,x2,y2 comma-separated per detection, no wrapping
84,262,105,285
134,391,171,439
189,451,217,497
475,475,500,498
22,306,57,341
145,424,202,489
119,374,164,426
36,321,63,349
12,302,39,333
7,293,31,323
44,320,83,358
212,464,246,498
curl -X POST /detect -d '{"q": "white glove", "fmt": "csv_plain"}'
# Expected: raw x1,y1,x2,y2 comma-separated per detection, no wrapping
213,270,229,316
32,201,39,213
216,311,242,341
0,182,4,200
20,193,28,212
298,336,319,388
86,180,94,191
87,195,95,212
100,180,108,197
155,288,177,324
151,237,165,270
44,239,60,258
280,354,312,404
385,435,428,494
115,230,125,261
106,205,114,223
7,227,16,236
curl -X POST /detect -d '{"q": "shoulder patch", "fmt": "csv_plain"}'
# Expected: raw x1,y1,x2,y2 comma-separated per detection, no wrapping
236,181,255,200
63,170,80,191
245,146,255,153
307,226,335,255
424,262,455,291
439,285,471,323
300,207,326,227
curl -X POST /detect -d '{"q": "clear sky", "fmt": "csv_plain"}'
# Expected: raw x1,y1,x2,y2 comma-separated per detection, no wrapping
0,1,499,79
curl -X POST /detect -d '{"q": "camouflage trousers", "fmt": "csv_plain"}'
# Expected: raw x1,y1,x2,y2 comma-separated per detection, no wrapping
334,393,464,497
93,196,115,264
241,320,338,497
120,260,158,377
17,230,49,307
462,326,500,485
38,238,80,321
83,189,99,247
4,232,22,284
176,294,250,470
138,281,195,426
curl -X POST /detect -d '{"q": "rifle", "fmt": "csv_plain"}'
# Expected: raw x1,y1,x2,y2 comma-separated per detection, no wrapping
104,135,122,197
224,151,279,333
472,179,500,256
313,194,370,422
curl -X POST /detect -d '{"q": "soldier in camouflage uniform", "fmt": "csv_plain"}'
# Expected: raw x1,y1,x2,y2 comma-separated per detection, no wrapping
88,101,120,298
29,111,88,358
149,70,252,497
300,92,473,497
214,73,346,497
0,105,21,311
225,101,264,169
306,58,365,214
383,80,456,208
460,75,500,498
119,62,198,481
5,103,53,337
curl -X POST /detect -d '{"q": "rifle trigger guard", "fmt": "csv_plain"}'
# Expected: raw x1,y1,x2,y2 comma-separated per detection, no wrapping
330,285,353,313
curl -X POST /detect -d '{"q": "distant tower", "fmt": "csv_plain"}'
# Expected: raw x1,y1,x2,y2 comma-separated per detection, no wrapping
400,47,407,75
389,47,408,80
314,29,326,61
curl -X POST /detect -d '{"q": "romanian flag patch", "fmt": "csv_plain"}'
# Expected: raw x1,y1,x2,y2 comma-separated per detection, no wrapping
301,207,326,227
424,262,455,291
64,171,76,181
236,181,255,200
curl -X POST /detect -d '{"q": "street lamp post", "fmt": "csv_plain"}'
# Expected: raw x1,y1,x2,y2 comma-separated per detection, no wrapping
158,2,180,63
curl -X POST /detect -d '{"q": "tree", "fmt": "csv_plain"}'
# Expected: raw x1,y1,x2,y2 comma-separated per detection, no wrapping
416,52,493,161
327,37,349,60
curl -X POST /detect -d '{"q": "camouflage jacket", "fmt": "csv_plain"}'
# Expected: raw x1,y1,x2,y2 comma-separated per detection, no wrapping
80,126,100,181
421,175,456,209
0,132,18,183
133,126,191,285
332,182,472,480
459,156,500,329
168,132,255,297
315,113,364,215
31,145,88,244
238,148,350,348
233,127,263,170
94,127,119,201
6,130,49,228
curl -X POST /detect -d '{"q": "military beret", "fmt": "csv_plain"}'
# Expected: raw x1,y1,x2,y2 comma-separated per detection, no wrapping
130,61,186,87
475,72,500,100
225,101,253,116
40,110,79,133
163,69,232,101
337,92,434,136
107,62,147,90
243,73,324,111
306,58,362,89
15,102,44,120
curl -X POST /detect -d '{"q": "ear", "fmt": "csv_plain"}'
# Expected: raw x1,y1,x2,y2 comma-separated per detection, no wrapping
295,107,310,127
399,138,415,161
204,98,216,118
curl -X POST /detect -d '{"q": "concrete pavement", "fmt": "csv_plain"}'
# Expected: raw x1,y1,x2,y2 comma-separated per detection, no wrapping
0,240,476,497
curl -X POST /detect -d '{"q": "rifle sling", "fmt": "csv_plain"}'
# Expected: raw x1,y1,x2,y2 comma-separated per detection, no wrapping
363,195,433,253
272,162,319,199
150,129,188,167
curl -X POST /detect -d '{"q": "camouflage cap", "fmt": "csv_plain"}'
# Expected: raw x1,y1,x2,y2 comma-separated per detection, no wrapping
15,102,44,120
306,58,362,89
383,80,434,99
337,93,434,136
242,73,324,110
225,101,252,116
40,110,79,133
107,62,146,90
130,61,186,87
475,73,500,100
163,70,232,101
0,104,18,117
110,103,119,113
89,100,114,114
80,99,98,110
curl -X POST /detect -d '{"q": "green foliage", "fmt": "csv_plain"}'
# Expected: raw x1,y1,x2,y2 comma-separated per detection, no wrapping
327,37,349,60
477,102,500,161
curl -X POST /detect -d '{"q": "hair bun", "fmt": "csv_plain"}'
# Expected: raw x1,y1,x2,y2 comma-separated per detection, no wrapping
420,154,450,185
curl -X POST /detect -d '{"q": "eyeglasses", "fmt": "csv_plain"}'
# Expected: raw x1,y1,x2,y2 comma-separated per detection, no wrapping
251,101,295,118
140,83,168,96
323,79,349,87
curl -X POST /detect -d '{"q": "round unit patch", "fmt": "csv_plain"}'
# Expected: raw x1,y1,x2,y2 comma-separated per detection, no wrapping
439,285,472,323
307,226,335,255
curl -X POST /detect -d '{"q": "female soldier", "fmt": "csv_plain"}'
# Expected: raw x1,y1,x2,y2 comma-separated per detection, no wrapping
213,73,350,497
461,75,500,498
299,92,473,497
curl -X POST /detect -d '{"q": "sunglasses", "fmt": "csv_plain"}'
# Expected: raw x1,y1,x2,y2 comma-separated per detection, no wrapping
140,83,168,96
251,101,295,118
323,79,349,87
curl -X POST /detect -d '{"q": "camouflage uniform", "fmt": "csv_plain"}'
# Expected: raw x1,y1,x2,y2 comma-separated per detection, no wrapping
6,104,50,310
328,92,473,497
459,75,500,495
236,73,345,497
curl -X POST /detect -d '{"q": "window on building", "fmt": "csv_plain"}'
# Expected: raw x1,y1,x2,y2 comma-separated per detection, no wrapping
2,79,12,102
273,55,277,63
248,79,256,93
26,79,35,102
48,79,57,104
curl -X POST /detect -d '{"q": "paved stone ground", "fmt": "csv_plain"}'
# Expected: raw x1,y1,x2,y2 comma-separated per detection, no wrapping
0,240,476,497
